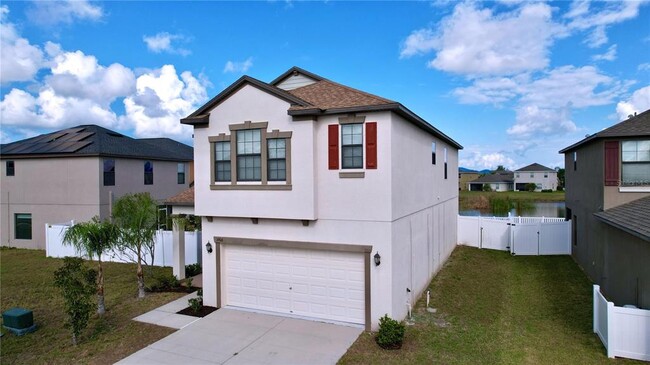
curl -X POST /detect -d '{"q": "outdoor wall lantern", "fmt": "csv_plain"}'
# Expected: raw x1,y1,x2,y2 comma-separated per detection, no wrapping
374,251,381,266
205,241,213,254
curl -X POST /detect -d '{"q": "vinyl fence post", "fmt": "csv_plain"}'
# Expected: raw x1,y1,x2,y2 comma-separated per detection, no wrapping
593,285,598,334
606,300,615,358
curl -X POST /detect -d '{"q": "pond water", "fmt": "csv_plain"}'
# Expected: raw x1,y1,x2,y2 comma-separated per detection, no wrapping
460,201,566,218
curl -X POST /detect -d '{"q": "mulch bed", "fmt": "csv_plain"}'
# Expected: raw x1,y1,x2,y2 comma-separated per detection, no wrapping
176,306,218,317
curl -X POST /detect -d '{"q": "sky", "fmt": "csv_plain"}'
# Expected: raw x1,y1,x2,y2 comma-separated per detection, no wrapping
1,0,649,171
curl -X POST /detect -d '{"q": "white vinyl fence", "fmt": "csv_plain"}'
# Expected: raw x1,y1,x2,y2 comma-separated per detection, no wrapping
593,285,650,361
45,223,201,266
458,215,570,255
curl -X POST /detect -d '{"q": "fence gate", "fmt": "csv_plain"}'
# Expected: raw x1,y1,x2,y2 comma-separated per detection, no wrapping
511,222,540,255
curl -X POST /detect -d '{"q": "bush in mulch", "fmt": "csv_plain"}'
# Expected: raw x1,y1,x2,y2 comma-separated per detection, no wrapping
176,306,218,317
185,263,202,277
146,273,196,293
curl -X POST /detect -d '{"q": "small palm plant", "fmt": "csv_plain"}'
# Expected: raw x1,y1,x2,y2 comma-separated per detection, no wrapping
62,216,119,315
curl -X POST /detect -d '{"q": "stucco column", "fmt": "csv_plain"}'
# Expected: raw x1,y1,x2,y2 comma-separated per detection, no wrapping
172,218,186,279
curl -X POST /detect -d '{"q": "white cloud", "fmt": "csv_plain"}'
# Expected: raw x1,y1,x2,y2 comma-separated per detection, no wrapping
507,105,577,138
46,50,136,105
592,44,617,62
616,86,650,120
400,2,564,76
223,57,254,73
143,32,191,56
638,63,650,71
565,1,647,48
460,149,515,171
121,65,209,140
0,6,44,83
453,76,523,105
27,0,103,26
0,88,38,126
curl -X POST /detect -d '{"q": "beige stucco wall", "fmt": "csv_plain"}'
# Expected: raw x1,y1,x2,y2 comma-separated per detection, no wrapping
515,171,558,191
1,157,101,249
459,172,479,191
1,156,190,250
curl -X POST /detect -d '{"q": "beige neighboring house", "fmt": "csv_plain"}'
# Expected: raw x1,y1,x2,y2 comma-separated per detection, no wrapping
1,125,193,250
459,170,480,191
514,163,558,191
181,66,462,331
559,109,650,309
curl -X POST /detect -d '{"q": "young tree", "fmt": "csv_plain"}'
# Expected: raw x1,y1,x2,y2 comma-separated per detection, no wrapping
112,192,158,298
62,217,119,315
53,257,97,346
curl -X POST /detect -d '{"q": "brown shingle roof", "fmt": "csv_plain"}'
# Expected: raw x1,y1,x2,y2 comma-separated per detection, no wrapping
559,108,650,153
165,187,194,206
594,196,650,242
287,80,395,111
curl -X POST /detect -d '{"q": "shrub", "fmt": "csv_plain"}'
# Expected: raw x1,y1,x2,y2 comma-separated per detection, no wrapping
185,263,202,277
188,289,203,314
525,183,537,192
376,314,405,349
53,257,97,346
541,189,553,193
556,186,564,191
482,184,492,192
146,273,180,292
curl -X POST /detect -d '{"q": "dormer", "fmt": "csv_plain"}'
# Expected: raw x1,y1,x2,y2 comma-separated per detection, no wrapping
270,66,323,91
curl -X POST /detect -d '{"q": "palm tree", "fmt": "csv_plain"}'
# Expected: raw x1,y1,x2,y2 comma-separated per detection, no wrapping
112,192,158,299
62,217,119,316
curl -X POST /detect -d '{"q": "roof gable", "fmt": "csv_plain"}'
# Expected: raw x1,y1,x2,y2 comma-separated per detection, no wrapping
181,75,311,126
270,66,324,88
559,108,650,153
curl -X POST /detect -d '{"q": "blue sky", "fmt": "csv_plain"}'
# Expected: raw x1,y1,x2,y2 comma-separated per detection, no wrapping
1,1,649,170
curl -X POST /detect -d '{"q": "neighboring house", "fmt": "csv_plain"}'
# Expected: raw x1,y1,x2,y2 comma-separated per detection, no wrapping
514,163,558,191
559,109,650,309
0,125,193,250
181,66,462,330
459,169,480,191
468,171,514,191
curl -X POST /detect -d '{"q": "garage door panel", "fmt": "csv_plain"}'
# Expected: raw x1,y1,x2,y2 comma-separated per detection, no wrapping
225,245,365,325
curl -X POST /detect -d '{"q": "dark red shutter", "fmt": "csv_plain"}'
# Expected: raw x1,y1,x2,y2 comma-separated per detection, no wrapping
328,124,339,170
366,122,377,169
604,141,619,186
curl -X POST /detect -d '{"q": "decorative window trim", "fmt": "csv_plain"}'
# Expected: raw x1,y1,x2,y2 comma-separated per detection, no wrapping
209,122,292,190
338,114,366,125
339,172,365,178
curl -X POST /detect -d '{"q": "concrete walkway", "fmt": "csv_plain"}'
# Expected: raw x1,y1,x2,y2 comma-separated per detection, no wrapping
133,293,201,329
118,308,363,365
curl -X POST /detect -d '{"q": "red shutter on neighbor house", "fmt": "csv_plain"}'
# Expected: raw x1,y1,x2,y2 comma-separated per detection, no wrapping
604,141,620,186
328,124,339,170
366,122,377,169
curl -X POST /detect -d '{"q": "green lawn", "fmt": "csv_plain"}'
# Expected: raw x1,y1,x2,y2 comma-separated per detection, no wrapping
0,247,188,364
340,246,643,365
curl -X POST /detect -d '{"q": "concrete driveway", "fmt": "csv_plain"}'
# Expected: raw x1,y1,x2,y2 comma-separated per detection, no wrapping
116,308,363,365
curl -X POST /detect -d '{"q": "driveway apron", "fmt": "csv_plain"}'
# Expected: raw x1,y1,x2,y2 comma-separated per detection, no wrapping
116,308,363,365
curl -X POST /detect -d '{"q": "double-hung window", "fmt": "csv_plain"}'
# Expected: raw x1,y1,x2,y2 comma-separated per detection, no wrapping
6,161,15,176
177,163,186,184
215,141,231,182
621,140,650,186
268,139,286,181
341,124,363,169
237,129,262,181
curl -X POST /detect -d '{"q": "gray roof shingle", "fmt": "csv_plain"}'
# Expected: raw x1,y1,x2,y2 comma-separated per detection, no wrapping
470,172,514,183
594,196,650,242
515,163,555,172
1,125,192,161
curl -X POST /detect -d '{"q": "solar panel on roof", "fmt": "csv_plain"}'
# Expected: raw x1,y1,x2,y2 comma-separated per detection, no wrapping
65,127,86,134
46,132,67,142
46,142,72,154
7,143,41,154
31,142,63,153
66,132,95,142
60,141,92,153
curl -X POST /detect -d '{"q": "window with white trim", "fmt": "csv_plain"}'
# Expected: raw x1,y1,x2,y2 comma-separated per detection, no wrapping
236,129,262,181
621,140,650,186
341,124,363,169
214,142,231,182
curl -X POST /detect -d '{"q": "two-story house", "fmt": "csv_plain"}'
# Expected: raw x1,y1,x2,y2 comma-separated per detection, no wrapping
181,67,462,330
1,125,193,249
514,163,558,191
559,109,650,309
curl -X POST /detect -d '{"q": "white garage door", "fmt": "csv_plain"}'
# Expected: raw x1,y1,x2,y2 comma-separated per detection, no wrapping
225,245,365,325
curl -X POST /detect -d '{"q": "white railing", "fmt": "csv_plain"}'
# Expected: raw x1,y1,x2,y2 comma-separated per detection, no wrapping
457,215,571,255
45,223,200,267
593,285,650,361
